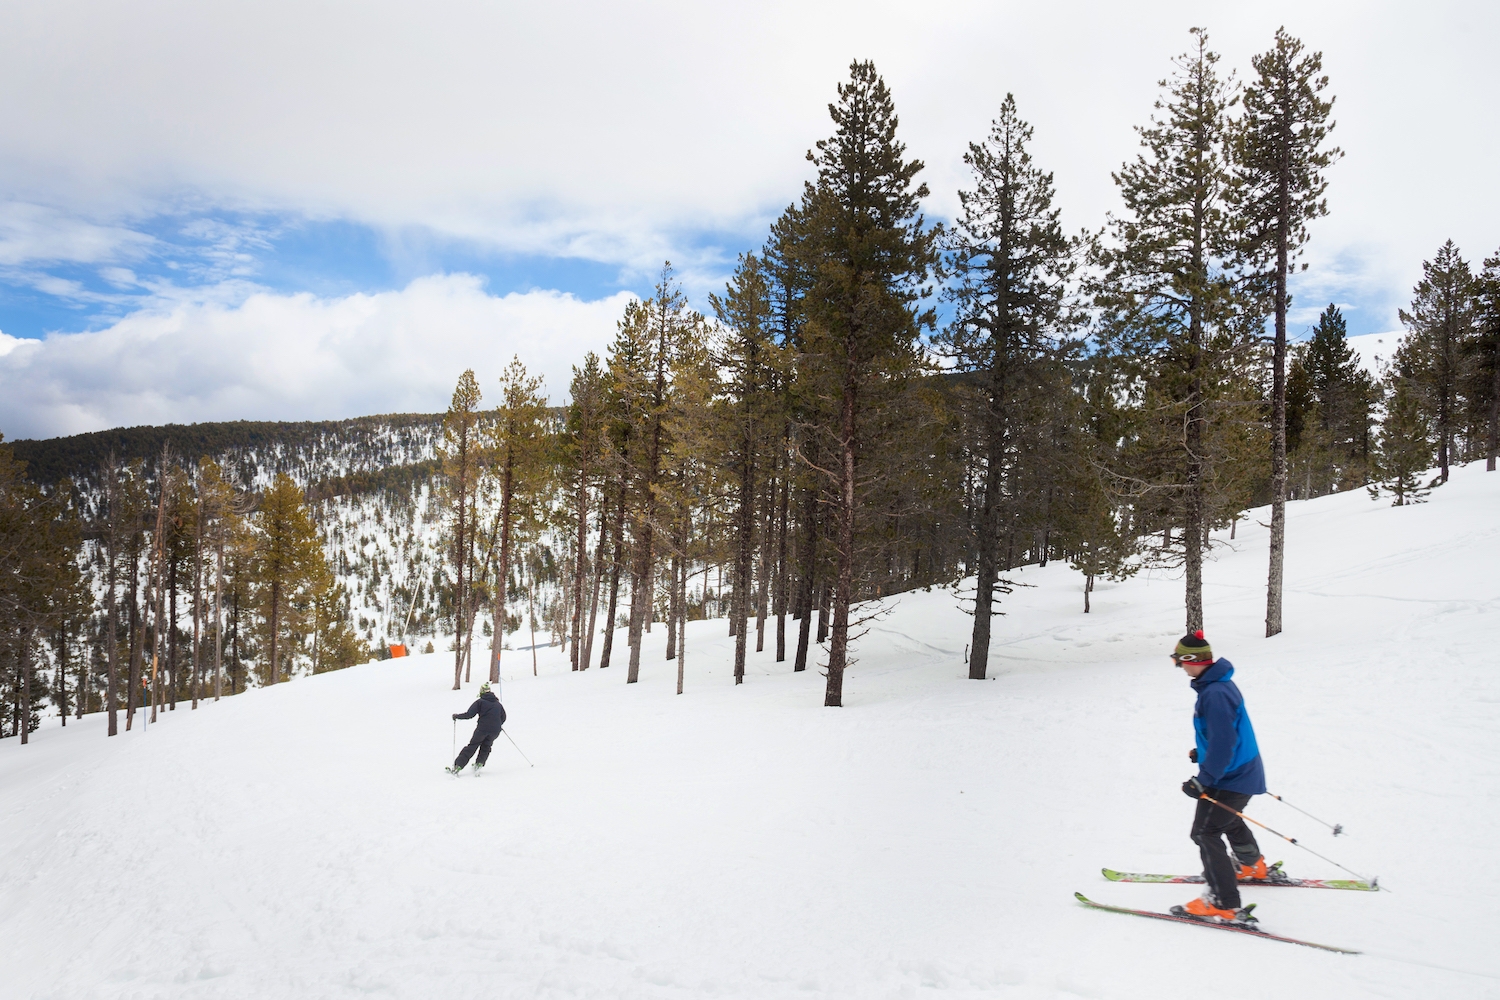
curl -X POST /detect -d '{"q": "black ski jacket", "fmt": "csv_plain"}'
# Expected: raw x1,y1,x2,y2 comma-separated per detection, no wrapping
455,691,506,735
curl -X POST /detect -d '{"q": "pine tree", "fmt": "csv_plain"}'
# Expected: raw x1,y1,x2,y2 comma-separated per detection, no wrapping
1237,26,1340,638
799,60,939,707
1398,241,1476,482
439,370,485,689
97,454,125,735
562,353,608,670
1368,378,1434,505
1297,304,1374,492
1092,28,1247,633
251,474,325,685
939,92,1075,679
613,267,702,685
711,253,780,685
312,578,365,672
0,436,82,742
485,357,550,687
196,458,246,701
1473,249,1500,471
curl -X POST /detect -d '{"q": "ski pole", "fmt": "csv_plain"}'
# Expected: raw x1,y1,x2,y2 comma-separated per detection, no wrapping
452,719,456,757
1265,791,1343,836
1199,793,1381,889
503,729,533,767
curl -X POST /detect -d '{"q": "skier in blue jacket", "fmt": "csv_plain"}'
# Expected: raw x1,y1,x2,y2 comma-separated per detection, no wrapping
1170,630,1268,925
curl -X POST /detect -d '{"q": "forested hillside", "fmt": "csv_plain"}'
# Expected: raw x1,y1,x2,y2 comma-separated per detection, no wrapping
10,413,443,493
3,31,1498,745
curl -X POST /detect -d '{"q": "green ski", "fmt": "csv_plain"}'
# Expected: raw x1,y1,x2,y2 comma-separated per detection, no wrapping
1075,892,1361,954
1103,865,1376,891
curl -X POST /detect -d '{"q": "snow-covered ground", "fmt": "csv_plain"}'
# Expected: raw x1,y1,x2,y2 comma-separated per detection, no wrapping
3,462,1499,999
1345,330,1400,379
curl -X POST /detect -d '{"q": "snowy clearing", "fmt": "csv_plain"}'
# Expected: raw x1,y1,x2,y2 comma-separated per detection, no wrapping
3,462,1498,999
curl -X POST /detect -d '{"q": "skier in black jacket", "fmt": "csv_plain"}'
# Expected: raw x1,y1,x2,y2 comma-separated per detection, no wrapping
448,681,506,774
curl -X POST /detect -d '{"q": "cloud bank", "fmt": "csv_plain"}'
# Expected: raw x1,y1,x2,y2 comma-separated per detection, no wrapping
0,2,1494,301
0,276,633,439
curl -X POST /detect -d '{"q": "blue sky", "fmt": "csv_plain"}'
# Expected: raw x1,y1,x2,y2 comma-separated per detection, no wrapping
0,205,1414,346
0,1,1493,438
0,214,651,340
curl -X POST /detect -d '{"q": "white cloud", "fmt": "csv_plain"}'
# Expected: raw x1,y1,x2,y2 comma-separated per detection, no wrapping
0,202,155,268
0,275,633,439
0,2,1492,294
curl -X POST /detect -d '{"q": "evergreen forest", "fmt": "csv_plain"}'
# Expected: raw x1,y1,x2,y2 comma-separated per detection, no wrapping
4,29,1500,738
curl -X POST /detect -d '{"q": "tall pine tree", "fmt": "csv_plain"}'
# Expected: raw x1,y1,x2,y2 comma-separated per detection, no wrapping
939,93,1075,679
1092,29,1245,632
1236,26,1340,637
798,61,939,707
1398,240,1475,483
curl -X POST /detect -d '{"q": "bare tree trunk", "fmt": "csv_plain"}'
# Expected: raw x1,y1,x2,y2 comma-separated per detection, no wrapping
527,563,538,677
794,485,816,672
214,535,224,701
755,477,771,654
816,580,830,645
57,628,68,727
126,543,141,731
571,467,589,668
78,643,89,720
149,464,169,719
1184,302,1205,632
268,579,280,689
1488,359,1499,472
486,458,514,687
675,537,687,695
774,434,790,663
582,485,608,670
104,467,120,736
665,546,680,661
626,516,654,683
970,354,1008,680
825,368,857,708
19,629,31,744
733,431,754,685
452,427,471,691
168,557,178,710
192,492,202,709
1265,167,1291,638
600,476,626,670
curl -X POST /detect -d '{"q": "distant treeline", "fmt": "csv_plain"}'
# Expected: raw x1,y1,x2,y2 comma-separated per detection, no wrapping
11,414,445,488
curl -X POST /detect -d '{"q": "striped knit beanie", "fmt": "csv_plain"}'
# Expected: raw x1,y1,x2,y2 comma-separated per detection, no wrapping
1173,630,1213,664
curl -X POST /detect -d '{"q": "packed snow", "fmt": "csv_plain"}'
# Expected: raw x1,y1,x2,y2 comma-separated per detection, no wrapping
3,462,1498,999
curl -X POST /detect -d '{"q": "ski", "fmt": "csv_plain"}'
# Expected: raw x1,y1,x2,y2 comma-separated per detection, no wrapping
1102,866,1375,892
444,766,464,776
1074,892,1360,954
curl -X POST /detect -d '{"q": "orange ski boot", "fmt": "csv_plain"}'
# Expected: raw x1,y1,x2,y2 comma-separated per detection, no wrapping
1172,894,1260,927
1237,856,1269,881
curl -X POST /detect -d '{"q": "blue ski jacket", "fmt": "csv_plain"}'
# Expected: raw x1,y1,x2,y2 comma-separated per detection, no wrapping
1191,659,1266,795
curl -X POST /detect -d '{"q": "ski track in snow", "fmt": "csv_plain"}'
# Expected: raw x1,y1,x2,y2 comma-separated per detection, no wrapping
3,462,1500,999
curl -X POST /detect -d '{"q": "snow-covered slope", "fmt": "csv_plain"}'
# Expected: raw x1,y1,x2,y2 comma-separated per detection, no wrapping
3,463,1498,999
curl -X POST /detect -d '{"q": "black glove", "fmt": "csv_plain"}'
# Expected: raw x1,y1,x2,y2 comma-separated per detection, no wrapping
451,713,459,720
1181,776,1206,799
1188,748,1198,763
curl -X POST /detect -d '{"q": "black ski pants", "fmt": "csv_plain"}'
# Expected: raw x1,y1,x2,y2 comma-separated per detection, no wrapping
1190,789,1261,909
455,730,497,769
